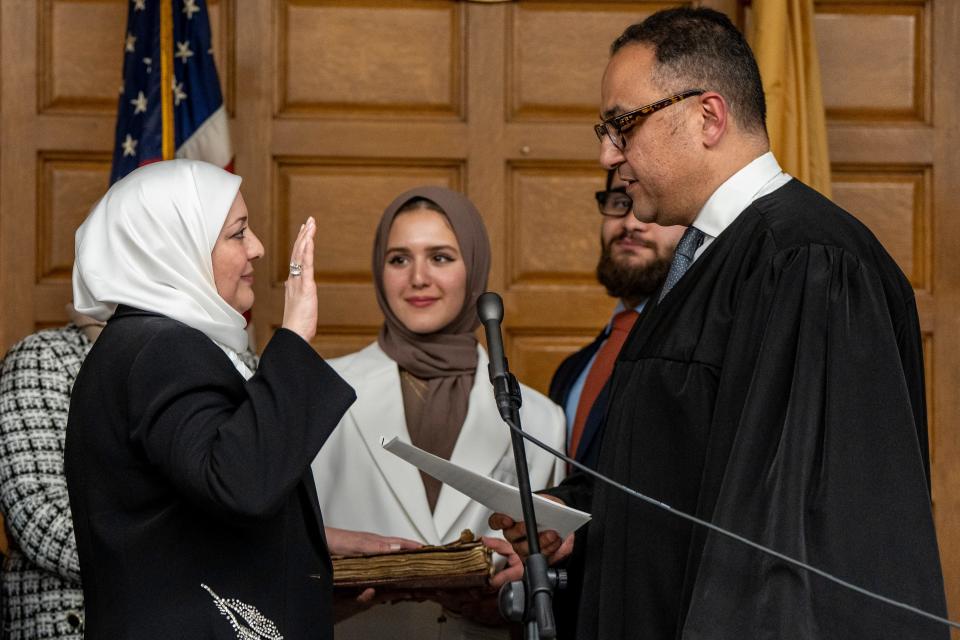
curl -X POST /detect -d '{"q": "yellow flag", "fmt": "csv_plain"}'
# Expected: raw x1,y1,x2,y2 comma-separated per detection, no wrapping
749,0,832,197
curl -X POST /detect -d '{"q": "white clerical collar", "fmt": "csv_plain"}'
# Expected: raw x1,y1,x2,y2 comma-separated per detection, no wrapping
692,151,789,244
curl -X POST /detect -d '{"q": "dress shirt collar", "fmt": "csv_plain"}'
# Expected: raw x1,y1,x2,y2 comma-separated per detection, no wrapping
692,151,786,242
604,299,648,334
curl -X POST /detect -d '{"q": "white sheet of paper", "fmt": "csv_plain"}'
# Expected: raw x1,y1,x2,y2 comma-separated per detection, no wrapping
381,436,591,538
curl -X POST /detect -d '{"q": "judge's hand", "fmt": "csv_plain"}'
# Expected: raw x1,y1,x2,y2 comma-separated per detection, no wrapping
488,495,574,565
484,536,525,589
324,526,422,556
282,216,318,342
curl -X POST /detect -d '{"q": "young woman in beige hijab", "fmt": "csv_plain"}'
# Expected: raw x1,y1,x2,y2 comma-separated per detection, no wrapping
312,186,566,638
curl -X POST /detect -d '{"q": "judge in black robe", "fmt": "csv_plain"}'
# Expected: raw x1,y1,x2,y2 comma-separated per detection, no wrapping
549,177,947,639
495,8,947,640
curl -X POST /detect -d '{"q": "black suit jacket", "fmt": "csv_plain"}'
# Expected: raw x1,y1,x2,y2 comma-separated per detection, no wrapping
548,328,609,470
546,325,612,640
65,306,356,640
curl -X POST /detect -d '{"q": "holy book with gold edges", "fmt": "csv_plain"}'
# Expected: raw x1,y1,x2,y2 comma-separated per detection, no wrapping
332,530,494,591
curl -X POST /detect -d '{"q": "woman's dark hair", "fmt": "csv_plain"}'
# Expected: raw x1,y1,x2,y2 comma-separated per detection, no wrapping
612,8,767,136
396,196,446,216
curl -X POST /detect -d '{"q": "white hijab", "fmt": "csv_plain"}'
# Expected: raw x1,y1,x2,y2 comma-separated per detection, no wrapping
73,160,252,376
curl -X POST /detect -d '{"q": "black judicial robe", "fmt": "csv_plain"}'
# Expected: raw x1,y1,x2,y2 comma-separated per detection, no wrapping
65,306,356,639
549,180,948,640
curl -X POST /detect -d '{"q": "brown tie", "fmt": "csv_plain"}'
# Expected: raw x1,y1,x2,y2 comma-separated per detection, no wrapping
568,309,639,458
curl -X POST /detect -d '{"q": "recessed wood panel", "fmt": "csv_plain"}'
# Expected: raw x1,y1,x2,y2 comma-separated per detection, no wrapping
509,331,597,396
277,0,464,118
40,0,233,115
36,154,111,283
815,3,927,121
507,163,608,286
310,329,379,360
508,2,680,121
274,159,462,284
830,165,930,290
41,0,126,113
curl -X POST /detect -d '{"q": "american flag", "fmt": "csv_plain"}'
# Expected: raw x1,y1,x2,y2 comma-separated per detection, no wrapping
110,0,231,184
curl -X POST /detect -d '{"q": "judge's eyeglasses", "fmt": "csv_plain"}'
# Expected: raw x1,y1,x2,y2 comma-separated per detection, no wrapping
595,188,632,217
594,89,705,150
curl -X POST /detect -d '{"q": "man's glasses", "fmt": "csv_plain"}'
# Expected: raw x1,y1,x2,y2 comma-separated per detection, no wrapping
594,89,705,150
595,188,632,217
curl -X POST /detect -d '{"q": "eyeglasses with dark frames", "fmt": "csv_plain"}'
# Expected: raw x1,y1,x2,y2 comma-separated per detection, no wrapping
595,188,632,217
594,89,705,150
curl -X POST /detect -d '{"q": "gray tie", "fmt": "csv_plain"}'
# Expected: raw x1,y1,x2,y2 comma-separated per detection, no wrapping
658,226,705,303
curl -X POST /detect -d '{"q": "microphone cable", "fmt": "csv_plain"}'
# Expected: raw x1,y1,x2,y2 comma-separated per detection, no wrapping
500,416,960,632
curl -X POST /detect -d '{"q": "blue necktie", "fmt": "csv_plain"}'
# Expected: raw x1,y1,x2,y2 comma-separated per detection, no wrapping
658,226,705,303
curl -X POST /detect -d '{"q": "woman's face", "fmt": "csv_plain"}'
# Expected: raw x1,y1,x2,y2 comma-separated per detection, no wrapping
212,192,264,314
383,208,468,334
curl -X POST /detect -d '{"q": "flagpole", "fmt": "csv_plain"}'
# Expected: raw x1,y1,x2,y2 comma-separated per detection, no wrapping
159,0,175,159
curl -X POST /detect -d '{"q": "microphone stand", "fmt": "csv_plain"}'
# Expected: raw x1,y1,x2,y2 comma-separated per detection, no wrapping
478,292,563,639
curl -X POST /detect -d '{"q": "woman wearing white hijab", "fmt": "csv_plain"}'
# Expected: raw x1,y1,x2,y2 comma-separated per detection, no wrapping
65,160,359,640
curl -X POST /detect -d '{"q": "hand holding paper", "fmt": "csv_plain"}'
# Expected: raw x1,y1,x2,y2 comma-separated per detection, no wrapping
381,436,590,539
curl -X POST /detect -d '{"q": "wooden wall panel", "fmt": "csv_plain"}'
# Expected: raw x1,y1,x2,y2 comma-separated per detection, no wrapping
274,159,462,284
507,163,605,286
509,331,596,396
831,165,931,290
310,329,379,360
36,153,110,283
815,2,928,121
508,2,677,120
41,0,125,114
40,0,232,115
277,0,464,118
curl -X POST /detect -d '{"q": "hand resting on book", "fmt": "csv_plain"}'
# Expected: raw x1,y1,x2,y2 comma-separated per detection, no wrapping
326,527,421,622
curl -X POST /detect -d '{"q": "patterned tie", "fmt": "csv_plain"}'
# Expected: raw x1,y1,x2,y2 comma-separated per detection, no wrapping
658,226,705,303
568,309,639,458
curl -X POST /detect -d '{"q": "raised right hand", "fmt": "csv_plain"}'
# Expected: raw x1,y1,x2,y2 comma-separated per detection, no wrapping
281,217,318,342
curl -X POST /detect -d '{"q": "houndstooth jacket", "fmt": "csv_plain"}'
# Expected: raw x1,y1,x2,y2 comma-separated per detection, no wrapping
0,325,90,639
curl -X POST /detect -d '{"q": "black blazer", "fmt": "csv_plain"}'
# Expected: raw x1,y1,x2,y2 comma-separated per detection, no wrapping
64,306,355,640
548,329,609,470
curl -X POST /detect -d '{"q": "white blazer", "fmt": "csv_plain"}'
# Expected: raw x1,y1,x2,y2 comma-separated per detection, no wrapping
312,342,566,546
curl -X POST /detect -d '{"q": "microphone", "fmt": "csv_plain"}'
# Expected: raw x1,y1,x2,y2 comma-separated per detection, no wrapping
477,292,508,385
477,291,559,638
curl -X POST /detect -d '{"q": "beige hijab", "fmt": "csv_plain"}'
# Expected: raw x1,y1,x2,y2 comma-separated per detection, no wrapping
372,187,491,511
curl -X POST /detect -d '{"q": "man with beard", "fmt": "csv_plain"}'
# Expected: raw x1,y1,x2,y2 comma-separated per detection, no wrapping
549,169,683,470
545,170,682,639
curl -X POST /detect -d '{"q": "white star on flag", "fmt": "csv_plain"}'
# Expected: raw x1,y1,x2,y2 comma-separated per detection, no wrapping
130,91,148,114
122,134,138,157
143,57,153,73
133,0,146,11
172,79,188,106
125,33,136,53
182,0,200,19
175,41,194,63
